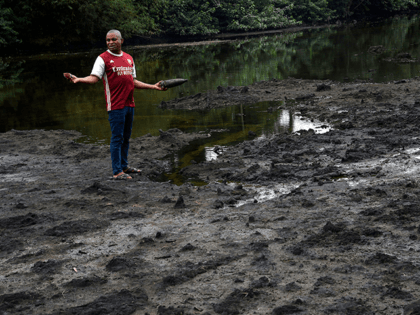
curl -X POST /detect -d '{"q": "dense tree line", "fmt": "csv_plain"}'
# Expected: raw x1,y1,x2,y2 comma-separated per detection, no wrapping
0,0,418,52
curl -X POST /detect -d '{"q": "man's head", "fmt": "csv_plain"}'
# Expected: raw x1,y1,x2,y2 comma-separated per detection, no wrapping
106,30,123,54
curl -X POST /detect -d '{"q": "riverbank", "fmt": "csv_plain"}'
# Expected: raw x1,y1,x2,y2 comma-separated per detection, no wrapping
3,14,395,58
2,77,420,314
4,23,332,58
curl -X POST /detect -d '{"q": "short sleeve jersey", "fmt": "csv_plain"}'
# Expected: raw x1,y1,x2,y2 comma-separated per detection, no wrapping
91,50,136,111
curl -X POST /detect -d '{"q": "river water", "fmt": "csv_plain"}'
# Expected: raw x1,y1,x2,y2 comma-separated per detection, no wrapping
1,15,420,172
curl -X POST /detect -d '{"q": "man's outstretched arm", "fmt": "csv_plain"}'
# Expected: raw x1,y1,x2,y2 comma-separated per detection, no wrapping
64,74,100,84
134,80,166,91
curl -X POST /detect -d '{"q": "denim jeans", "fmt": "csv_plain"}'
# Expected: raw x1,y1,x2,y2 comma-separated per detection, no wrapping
108,106,134,175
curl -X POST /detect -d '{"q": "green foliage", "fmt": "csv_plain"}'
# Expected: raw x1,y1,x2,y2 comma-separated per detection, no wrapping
215,0,298,31
133,0,167,35
327,0,419,19
2,0,156,48
165,0,218,35
74,0,142,38
363,0,418,12
0,58,24,88
289,0,334,23
164,0,298,35
0,0,420,52
0,0,20,47
326,0,354,19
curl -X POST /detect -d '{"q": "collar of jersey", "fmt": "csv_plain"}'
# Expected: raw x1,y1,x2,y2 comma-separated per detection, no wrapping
107,50,123,57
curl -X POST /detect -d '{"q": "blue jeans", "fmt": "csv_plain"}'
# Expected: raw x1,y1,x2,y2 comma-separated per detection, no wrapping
108,106,134,175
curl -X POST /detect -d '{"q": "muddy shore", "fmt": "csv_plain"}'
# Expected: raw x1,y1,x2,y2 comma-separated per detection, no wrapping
2,77,420,314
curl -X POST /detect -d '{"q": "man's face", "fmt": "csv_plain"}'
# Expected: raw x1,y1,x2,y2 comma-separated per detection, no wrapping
106,33,123,54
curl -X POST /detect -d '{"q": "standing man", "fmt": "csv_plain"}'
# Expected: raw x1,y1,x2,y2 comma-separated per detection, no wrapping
64,30,166,180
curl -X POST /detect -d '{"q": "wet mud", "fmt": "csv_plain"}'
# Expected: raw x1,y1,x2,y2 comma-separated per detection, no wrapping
2,77,420,314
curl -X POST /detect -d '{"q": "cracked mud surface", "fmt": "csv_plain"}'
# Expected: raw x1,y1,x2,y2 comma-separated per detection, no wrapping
2,78,420,314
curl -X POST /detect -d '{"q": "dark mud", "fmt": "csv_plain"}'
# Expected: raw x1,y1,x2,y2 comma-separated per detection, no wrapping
2,77,420,314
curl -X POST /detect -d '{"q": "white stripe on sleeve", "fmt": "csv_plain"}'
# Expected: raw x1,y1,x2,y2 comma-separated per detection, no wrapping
91,56,105,79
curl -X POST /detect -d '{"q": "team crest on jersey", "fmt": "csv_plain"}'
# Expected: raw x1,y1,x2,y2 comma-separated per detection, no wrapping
127,59,132,65
110,60,114,63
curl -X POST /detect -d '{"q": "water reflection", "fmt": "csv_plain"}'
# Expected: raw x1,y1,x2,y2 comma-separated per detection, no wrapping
279,110,330,134
160,101,331,184
1,15,420,139
205,147,221,161
4,15,419,185
204,106,330,162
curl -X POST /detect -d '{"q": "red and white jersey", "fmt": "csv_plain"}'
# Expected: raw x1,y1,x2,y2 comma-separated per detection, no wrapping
91,50,136,111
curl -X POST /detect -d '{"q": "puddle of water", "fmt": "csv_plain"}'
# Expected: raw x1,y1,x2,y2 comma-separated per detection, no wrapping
191,103,330,161
279,110,331,135
406,147,420,158
160,101,331,185
205,146,224,161
233,183,300,207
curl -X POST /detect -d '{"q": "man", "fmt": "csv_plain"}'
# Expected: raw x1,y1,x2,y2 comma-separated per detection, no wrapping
64,30,166,180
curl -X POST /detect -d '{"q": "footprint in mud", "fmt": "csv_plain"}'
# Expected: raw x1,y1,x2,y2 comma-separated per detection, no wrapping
0,213,45,229
44,220,108,237
0,292,43,314
105,257,135,272
0,237,24,257
59,289,147,314
64,276,108,288
31,259,63,275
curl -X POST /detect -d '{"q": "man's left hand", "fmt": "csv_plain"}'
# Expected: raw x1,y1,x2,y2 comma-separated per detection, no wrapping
155,81,167,91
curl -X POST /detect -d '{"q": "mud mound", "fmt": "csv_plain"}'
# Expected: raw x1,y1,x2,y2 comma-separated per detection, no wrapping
109,211,145,220
0,212,53,229
53,290,145,315
157,306,190,315
272,305,304,314
44,220,108,237
0,292,43,314
105,257,135,272
324,297,374,314
162,256,240,287
81,181,123,195
213,288,261,314
64,276,108,288
0,237,24,257
31,259,64,275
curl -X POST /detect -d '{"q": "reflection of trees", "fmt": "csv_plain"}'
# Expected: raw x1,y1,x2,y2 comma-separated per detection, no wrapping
0,59,25,132
291,15,420,81
131,32,302,92
0,55,105,134
132,15,420,86
3,15,420,136
0,58,24,88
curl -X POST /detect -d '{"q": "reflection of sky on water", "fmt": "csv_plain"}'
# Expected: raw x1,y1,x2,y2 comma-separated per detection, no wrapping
234,183,300,207
277,110,330,134
262,109,331,137
205,148,220,161
205,109,331,161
